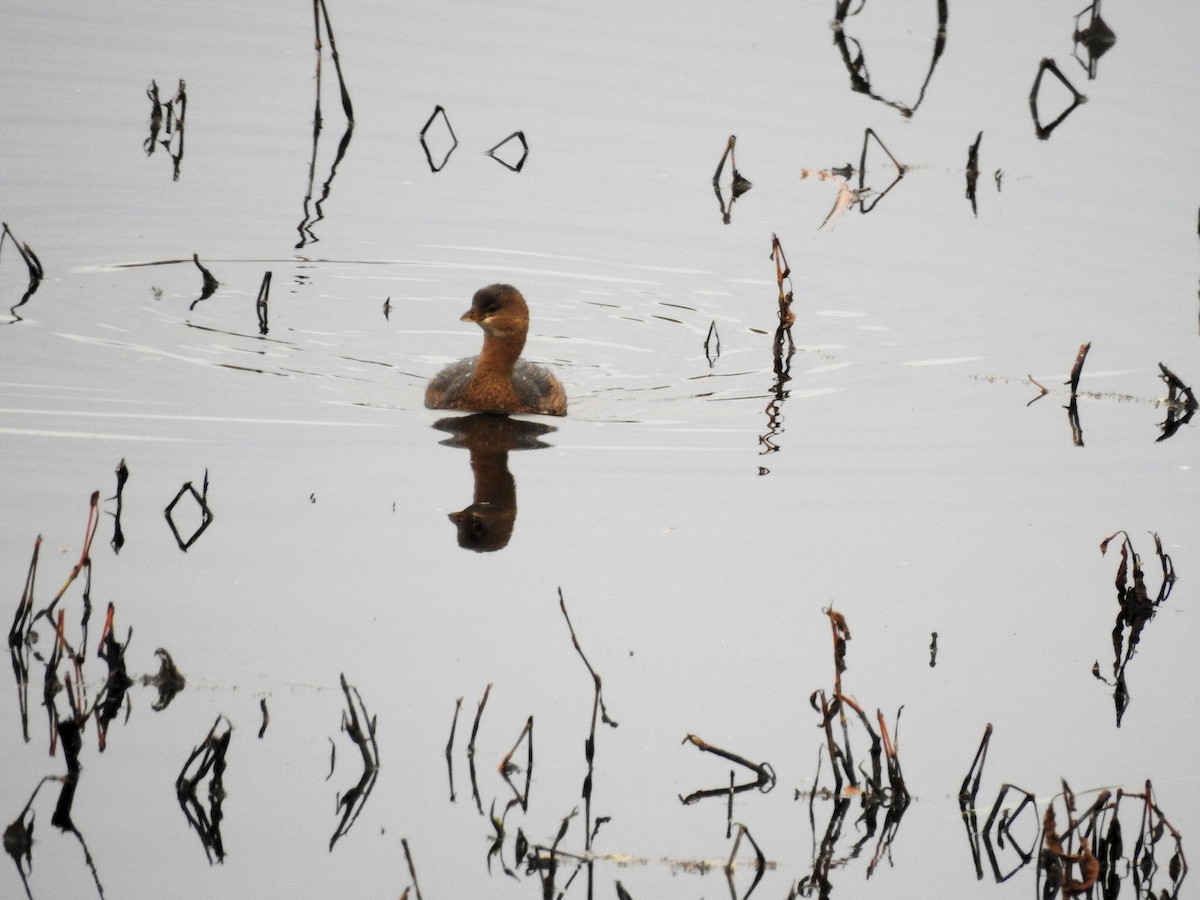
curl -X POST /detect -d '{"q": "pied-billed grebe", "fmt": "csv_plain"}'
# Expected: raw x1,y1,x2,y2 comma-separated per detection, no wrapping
425,284,567,416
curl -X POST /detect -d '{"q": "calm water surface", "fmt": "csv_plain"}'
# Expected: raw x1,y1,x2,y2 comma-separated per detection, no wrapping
2,1,1198,898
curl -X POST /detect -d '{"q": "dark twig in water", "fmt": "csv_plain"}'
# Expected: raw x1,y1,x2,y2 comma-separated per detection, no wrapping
485,131,530,173
857,128,907,213
831,0,948,118
315,0,354,123
329,673,380,850
704,320,721,367
965,131,982,216
679,734,776,805
175,714,232,864
1066,341,1091,396
770,233,796,332
467,683,492,815
401,837,425,900
712,134,751,223
1026,374,1050,406
189,254,218,310
558,587,617,853
499,715,534,811
1029,58,1087,140
959,724,993,804
106,459,128,553
1,221,44,323
255,271,271,335
164,471,214,551
1156,362,1197,441
445,695,462,801
726,823,768,898
7,536,42,742
419,105,458,172
297,0,354,248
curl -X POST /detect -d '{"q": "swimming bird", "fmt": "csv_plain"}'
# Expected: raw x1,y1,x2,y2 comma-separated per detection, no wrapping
425,284,567,416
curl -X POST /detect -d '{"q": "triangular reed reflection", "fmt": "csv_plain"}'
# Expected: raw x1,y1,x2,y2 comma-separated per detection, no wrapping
830,0,949,118
1029,58,1087,140
485,131,530,173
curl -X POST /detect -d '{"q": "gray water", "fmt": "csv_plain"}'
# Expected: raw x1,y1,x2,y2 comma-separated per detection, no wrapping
2,1,1198,897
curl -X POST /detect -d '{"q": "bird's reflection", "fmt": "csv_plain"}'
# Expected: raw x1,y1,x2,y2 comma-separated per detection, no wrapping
433,414,555,552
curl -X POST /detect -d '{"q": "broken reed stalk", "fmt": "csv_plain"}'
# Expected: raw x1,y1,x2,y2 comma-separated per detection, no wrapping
679,734,776,804
192,254,218,298
316,0,355,123
401,837,424,900
770,233,796,329
713,135,736,186
726,823,767,892
558,588,617,728
37,492,100,625
1066,341,1091,396
467,683,491,814
499,716,533,773
256,271,271,334
445,696,462,801
861,128,907,177
8,536,42,645
1,222,45,282
959,723,993,803
467,683,491,758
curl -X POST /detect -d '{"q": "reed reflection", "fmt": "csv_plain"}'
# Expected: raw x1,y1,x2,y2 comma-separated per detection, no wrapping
0,222,44,326
1029,58,1087,141
143,79,187,181
433,414,555,553
1073,2,1117,80
1093,531,1176,727
958,724,1188,897
295,0,355,248
830,0,949,119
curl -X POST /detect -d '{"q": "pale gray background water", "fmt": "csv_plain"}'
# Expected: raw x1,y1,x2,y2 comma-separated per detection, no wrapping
2,1,1197,897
